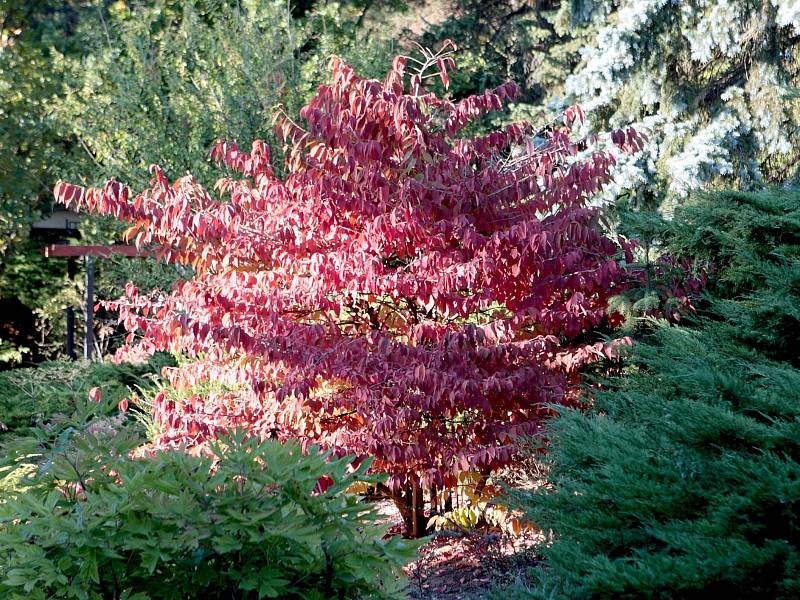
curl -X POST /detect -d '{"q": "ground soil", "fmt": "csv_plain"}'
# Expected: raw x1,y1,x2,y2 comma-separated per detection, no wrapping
406,531,542,599
374,499,543,599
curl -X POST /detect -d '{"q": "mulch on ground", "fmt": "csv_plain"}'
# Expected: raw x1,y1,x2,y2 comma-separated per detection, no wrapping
372,498,543,599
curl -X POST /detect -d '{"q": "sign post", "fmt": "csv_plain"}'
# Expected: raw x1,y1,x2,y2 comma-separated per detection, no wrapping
84,256,95,360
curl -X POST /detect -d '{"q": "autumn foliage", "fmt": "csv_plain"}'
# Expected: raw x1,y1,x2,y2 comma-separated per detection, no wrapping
54,44,642,535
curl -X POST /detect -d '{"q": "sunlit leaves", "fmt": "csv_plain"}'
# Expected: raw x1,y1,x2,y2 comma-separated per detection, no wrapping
54,50,635,519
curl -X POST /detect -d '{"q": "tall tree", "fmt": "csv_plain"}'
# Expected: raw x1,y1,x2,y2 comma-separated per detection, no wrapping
564,0,800,210
423,1,800,209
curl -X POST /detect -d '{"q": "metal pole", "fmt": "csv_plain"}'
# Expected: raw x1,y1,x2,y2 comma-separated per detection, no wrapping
84,256,94,361
66,307,76,360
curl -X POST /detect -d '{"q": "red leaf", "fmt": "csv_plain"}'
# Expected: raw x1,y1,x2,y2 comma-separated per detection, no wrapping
437,58,450,90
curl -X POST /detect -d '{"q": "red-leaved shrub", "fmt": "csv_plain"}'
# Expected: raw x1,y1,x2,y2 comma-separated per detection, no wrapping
55,44,642,535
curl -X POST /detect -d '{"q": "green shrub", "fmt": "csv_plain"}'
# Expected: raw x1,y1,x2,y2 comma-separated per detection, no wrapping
0,425,416,599
500,189,800,599
664,189,800,363
502,326,800,599
0,354,173,434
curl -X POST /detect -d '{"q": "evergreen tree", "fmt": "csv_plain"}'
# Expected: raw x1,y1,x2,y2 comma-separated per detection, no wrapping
565,1,800,210
502,188,800,598
425,1,800,210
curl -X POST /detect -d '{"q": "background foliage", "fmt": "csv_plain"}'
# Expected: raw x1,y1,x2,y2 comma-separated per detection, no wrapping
0,352,173,434
4,0,800,362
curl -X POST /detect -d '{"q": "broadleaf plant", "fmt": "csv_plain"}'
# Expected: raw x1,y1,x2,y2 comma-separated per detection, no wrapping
54,45,641,536
0,425,416,599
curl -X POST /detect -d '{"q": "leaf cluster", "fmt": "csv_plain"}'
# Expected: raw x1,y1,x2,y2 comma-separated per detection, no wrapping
0,422,417,599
